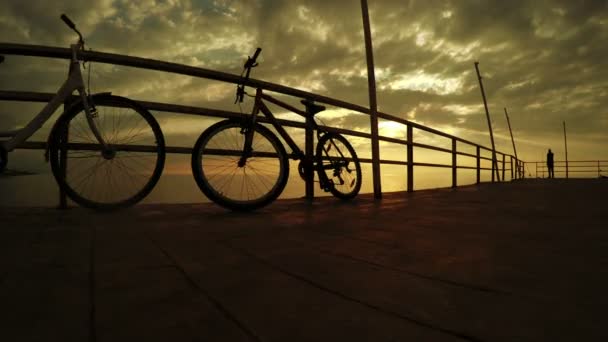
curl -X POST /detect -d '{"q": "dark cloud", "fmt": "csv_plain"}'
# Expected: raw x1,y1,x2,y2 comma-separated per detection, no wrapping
1,0,607,165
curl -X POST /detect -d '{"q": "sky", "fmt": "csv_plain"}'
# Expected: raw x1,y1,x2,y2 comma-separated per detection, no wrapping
1,0,608,199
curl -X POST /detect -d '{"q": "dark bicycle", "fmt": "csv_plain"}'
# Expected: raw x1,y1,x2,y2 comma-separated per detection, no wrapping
191,48,362,211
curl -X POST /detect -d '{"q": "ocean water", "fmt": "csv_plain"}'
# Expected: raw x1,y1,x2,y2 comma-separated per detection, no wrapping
0,161,489,207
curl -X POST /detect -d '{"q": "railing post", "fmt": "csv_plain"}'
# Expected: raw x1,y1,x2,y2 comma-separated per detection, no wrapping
563,121,569,179
305,107,315,201
502,153,505,181
476,146,480,184
510,156,513,180
407,125,414,192
452,139,457,188
599,160,601,178
521,161,524,179
535,162,538,178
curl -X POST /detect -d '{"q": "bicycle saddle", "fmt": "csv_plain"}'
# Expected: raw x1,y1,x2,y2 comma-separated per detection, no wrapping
301,99,325,115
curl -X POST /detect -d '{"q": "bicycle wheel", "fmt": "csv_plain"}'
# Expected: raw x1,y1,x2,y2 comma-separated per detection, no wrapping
316,132,362,199
49,94,165,209
191,119,289,211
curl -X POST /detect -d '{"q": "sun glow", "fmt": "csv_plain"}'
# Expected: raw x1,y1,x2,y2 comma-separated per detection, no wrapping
379,120,407,138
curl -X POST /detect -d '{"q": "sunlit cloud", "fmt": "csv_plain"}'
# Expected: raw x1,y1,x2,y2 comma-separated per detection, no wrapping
383,71,464,95
443,104,482,116
379,120,407,139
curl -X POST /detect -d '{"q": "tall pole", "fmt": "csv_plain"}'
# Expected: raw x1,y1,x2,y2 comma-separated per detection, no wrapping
360,0,381,199
474,62,499,182
563,121,568,179
504,107,519,178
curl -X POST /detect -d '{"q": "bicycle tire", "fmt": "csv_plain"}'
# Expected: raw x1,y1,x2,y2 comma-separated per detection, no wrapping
191,119,289,211
48,94,165,209
316,132,362,199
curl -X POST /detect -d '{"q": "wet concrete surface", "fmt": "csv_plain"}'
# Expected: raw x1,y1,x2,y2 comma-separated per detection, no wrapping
1,178,607,341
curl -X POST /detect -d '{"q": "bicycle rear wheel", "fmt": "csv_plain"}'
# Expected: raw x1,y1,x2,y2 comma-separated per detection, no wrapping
191,120,289,211
316,132,362,199
49,94,165,209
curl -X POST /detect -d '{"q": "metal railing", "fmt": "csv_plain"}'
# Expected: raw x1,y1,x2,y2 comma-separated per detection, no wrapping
533,160,608,179
0,43,524,205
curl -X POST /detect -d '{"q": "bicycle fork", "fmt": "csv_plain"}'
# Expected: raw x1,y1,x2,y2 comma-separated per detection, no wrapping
237,102,259,167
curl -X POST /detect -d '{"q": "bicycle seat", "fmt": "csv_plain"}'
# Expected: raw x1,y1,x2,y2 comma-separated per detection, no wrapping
301,99,325,115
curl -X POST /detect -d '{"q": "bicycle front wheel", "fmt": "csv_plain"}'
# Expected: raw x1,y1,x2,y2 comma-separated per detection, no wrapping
316,132,362,199
49,94,165,209
191,120,289,211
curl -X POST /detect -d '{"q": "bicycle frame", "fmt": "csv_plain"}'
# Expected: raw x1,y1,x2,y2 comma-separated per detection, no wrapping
0,44,107,153
248,88,317,161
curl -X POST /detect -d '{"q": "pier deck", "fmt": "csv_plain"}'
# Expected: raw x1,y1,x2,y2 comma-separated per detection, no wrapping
1,179,607,341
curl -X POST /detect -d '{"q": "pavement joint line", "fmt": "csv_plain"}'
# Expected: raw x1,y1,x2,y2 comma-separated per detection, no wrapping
223,222,511,295
286,235,512,295
221,240,484,342
297,225,401,249
145,232,263,342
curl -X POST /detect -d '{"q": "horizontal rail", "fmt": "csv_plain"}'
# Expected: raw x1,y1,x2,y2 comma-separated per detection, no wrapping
14,139,508,175
532,160,607,178
0,90,514,166
0,43,510,153
1,43,528,206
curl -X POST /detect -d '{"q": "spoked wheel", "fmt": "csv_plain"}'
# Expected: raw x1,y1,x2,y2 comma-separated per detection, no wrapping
316,132,362,199
48,94,165,210
191,120,289,211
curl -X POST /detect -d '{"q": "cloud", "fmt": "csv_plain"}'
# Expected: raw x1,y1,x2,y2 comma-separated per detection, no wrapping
1,0,607,166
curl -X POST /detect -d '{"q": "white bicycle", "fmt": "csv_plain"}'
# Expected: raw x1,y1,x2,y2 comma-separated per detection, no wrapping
0,14,165,209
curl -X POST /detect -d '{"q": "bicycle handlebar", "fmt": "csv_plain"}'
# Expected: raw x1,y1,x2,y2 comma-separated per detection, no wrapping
60,13,84,45
244,47,262,69
60,14,76,30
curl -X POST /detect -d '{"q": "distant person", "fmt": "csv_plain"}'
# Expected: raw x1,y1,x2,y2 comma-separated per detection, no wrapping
546,149,554,178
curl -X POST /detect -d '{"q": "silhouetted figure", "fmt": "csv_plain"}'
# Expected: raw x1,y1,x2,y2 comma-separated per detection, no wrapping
547,149,554,178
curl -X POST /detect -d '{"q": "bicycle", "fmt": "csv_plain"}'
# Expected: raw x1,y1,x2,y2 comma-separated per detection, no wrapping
191,48,362,211
0,14,165,209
